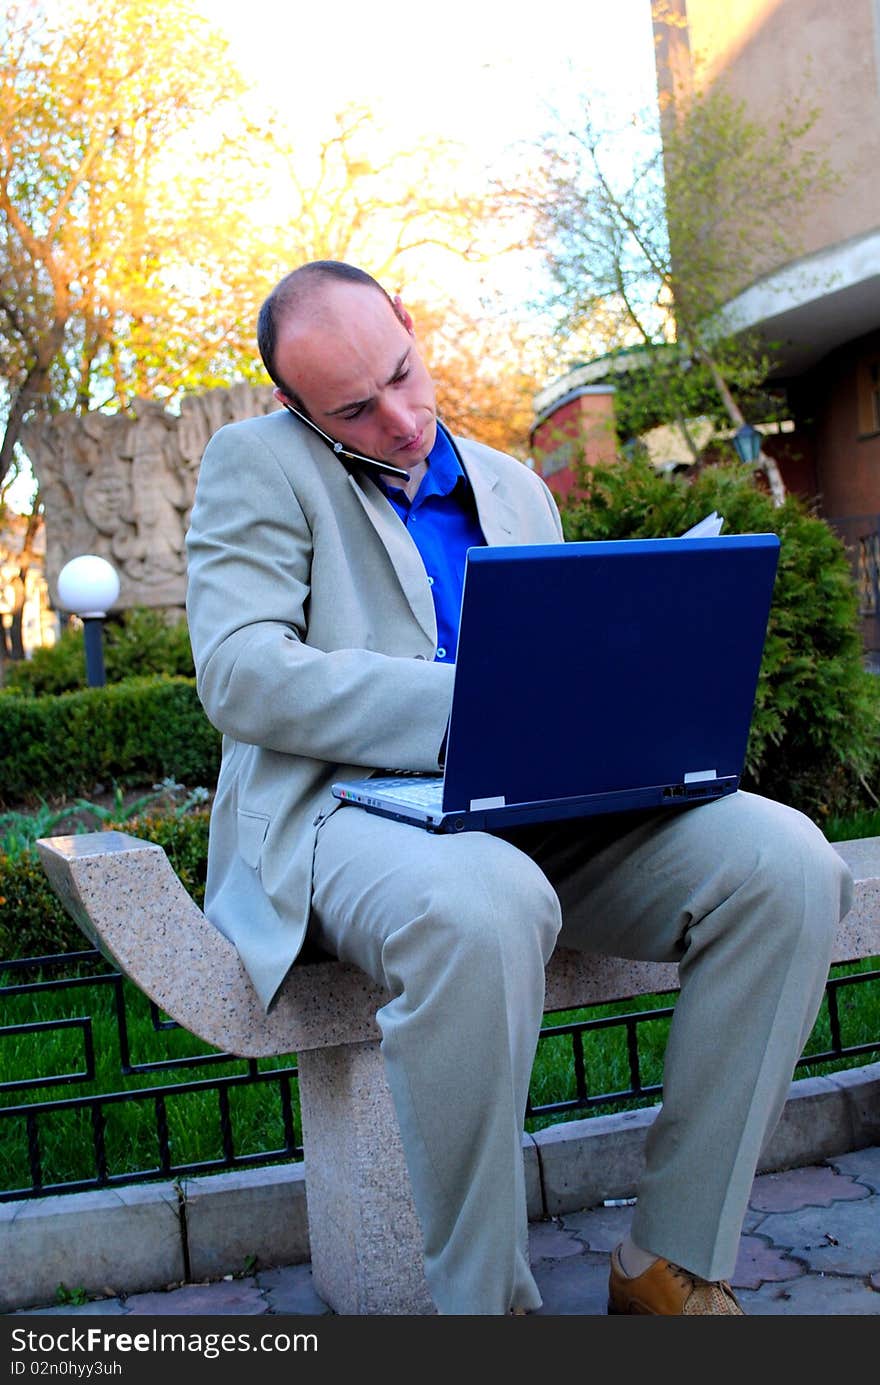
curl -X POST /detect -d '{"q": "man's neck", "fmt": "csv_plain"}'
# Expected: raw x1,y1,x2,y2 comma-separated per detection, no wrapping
394,457,428,500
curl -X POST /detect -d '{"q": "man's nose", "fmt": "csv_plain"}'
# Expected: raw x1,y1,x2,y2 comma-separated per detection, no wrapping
379,394,416,436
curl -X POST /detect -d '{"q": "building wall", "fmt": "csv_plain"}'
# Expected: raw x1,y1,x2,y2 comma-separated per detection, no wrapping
795,328,880,519
760,430,818,502
655,0,880,288
530,387,617,500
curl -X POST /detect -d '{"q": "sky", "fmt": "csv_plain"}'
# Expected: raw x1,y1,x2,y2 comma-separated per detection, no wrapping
197,0,663,328
202,0,660,168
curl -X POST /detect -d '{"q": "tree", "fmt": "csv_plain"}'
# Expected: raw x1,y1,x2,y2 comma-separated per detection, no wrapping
1,4,535,485
532,68,838,502
0,0,538,667
0,0,289,486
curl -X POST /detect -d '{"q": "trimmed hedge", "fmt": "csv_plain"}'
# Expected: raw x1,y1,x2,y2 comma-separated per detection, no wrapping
0,809,210,960
4,607,195,695
0,676,221,808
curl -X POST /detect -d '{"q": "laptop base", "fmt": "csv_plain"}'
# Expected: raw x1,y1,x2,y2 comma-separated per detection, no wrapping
332,775,739,833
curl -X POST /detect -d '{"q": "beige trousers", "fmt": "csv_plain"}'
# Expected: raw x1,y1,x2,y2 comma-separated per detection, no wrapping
310,791,854,1315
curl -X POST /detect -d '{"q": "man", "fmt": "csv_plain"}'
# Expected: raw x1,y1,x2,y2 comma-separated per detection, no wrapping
185,260,853,1316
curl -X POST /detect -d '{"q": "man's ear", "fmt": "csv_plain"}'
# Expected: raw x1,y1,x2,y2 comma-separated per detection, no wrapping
274,386,307,417
391,294,415,336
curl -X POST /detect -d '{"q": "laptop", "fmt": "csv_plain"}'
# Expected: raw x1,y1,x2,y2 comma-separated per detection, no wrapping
332,532,781,833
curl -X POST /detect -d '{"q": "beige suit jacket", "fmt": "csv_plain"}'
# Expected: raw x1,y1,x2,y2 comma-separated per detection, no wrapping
185,409,564,1009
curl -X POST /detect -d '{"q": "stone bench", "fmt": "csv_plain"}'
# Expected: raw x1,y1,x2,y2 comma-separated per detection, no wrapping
36,829,880,1315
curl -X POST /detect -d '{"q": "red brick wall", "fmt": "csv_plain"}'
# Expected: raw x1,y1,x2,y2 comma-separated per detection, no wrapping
531,389,617,501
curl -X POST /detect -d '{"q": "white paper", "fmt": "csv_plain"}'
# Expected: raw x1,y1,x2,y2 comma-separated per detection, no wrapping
682,510,724,538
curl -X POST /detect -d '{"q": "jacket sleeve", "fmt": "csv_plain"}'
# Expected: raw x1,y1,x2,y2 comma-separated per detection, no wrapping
185,422,454,771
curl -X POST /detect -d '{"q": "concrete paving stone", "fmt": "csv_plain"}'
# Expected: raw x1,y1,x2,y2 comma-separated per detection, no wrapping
741,1206,768,1233
731,1234,806,1290
531,1250,610,1316
828,1064,880,1148
527,1218,587,1261
753,1200,880,1276
748,1164,871,1212
738,1274,880,1315
523,1137,543,1222
828,1144,880,1191
122,1277,269,1315
12,1299,129,1316
256,1264,333,1315
556,1202,635,1251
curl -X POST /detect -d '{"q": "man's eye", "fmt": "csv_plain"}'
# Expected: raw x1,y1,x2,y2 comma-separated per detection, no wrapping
393,368,410,384
341,405,365,420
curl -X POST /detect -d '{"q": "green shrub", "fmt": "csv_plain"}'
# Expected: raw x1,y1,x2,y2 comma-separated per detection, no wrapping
0,850,83,957
6,607,194,695
0,809,210,960
0,676,221,807
559,459,880,822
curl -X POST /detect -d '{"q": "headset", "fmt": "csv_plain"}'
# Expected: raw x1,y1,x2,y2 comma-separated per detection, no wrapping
279,398,410,483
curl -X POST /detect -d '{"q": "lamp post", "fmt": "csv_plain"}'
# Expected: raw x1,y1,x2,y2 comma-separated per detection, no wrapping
732,422,763,466
57,555,120,688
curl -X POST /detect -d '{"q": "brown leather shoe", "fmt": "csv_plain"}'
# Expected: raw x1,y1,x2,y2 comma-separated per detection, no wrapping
608,1245,744,1315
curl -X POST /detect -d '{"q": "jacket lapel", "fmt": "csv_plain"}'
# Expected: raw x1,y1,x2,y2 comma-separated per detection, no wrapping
343,434,521,645
455,438,519,545
346,472,438,644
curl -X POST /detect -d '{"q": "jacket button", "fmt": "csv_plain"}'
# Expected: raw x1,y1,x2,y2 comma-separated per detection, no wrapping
414,653,428,660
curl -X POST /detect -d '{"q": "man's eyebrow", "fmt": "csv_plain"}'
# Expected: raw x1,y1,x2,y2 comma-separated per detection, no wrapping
325,349,410,417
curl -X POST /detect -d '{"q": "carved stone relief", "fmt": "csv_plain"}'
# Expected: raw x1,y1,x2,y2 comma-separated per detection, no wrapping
21,385,278,611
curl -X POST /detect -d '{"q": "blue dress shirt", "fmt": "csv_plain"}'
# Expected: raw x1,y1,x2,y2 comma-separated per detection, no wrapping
378,422,485,662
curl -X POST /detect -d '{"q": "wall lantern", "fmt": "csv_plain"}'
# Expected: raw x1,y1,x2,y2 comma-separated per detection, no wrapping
732,422,763,465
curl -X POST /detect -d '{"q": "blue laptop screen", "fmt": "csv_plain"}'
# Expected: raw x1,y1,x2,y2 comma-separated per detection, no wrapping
440,534,780,813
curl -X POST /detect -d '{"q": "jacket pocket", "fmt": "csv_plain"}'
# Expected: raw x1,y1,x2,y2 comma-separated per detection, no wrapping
237,809,270,870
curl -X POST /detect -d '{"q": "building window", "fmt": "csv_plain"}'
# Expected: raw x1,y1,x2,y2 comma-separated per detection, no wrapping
858,531,880,615
857,357,880,436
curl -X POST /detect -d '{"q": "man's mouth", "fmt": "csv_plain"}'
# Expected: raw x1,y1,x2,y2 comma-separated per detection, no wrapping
396,430,425,456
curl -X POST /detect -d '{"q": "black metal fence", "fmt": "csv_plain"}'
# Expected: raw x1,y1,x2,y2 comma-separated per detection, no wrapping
1,948,878,1202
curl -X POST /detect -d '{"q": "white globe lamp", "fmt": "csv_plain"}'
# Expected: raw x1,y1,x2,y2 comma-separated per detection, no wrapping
57,555,120,686
57,555,120,618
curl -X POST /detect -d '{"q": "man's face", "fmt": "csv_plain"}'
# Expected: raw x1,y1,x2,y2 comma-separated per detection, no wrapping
273,282,438,470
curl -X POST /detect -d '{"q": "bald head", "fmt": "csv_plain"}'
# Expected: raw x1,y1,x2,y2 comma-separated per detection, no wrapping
260,261,438,474
257,261,394,393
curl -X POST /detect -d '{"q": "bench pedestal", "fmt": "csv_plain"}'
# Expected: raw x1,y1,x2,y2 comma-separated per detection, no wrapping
298,1041,433,1314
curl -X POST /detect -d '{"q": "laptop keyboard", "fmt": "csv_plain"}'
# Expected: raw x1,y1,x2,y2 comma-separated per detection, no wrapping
370,775,445,807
